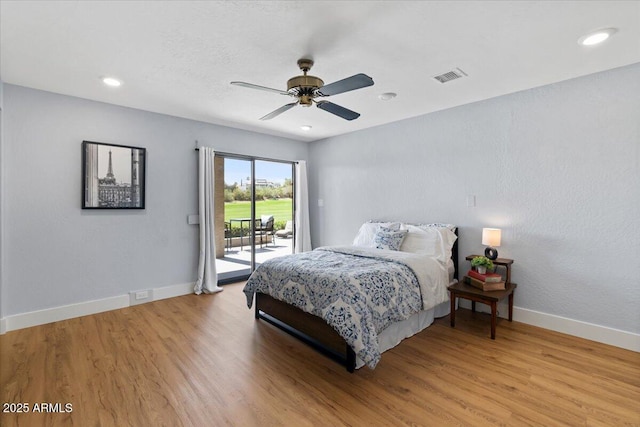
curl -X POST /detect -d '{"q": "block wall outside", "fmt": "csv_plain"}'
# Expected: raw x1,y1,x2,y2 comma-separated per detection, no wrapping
215,156,225,258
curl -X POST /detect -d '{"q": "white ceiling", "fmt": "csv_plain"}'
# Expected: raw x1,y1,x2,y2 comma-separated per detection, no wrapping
1,1,639,142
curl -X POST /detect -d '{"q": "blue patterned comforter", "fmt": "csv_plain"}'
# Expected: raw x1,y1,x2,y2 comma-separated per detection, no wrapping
243,246,449,369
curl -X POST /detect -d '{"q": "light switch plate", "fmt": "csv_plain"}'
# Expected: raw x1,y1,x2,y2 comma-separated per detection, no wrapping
466,195,476,207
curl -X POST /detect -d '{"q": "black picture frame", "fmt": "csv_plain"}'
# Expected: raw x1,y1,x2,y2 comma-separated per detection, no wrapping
82,140,146,209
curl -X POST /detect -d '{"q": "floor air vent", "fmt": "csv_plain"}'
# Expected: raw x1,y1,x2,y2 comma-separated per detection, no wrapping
432,68,467,83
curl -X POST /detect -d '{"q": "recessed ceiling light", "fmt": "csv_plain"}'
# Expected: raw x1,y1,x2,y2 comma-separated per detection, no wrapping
300,125,312,131
578,28,618,46
102,77,122,87
378,92,397,101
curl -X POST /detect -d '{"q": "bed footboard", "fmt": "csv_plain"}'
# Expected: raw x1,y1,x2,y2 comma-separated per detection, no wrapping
255,292,356,372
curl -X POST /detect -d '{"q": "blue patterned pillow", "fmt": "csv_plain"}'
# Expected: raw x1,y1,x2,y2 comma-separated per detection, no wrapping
374,227,408,251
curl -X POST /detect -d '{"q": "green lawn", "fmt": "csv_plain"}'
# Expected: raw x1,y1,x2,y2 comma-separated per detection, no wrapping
225,198,293,225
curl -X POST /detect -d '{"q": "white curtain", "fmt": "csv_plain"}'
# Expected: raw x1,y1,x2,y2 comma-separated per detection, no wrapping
194,147,223,295
294,160,312,253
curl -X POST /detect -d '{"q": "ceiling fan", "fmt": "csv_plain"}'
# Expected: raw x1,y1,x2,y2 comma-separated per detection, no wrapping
231,58,374,121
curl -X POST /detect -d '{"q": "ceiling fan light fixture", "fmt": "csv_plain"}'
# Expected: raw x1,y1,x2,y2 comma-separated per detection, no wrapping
299,94,313,106
578,28,617,46
379,92,397,101
300,125,312,131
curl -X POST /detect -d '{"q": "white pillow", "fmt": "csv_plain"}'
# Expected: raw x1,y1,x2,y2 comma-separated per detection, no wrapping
418,223,457,232
352,222,401,247
399,225,457,263
435,227,458,262
399,225,439,253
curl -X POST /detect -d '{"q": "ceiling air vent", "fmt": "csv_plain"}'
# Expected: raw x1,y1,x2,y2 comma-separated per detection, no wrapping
432,68,467,83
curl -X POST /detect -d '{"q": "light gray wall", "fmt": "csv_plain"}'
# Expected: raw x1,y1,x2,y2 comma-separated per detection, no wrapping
1,84,308,317
0,80,4,326
308,63,640,334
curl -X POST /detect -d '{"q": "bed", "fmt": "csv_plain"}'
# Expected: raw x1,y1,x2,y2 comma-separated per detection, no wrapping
243,221,459,372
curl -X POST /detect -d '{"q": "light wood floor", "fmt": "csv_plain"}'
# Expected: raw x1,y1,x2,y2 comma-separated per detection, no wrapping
2,282,639,427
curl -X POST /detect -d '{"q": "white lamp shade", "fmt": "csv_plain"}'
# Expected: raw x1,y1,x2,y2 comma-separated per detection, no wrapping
482,228,501,247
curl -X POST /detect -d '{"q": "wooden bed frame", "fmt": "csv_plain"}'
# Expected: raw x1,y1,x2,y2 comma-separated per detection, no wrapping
255,229,459,372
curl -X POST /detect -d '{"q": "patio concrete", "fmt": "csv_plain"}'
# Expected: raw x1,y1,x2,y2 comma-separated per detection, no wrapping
216,236,293,280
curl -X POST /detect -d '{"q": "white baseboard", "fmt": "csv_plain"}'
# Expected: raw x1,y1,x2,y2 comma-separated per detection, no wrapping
513,307,640,352
3,286,638,353
458,300,639,353
154,282,195,301
1,282,195,334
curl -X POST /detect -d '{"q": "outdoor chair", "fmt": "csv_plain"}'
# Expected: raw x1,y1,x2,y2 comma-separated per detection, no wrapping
275,220,293,241
224,221,232,252
255,215,274,248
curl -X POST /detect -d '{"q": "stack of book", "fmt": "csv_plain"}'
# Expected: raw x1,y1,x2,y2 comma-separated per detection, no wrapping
464,269,506,291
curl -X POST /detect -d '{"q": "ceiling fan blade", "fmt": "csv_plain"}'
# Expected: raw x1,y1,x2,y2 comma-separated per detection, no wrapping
259,102,298,120
231,81,290,96
317,73,374,97
316,101,360,121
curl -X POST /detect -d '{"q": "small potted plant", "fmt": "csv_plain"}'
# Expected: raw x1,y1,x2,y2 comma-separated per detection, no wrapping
471,256,494,274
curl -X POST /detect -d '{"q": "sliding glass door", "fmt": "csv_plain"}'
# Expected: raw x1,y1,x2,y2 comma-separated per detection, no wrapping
215,154,294,283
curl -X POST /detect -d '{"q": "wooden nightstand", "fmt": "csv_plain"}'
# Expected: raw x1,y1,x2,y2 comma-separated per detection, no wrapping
448,256,516,339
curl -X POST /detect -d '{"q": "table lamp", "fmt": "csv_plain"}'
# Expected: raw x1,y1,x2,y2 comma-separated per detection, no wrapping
482,228,501,260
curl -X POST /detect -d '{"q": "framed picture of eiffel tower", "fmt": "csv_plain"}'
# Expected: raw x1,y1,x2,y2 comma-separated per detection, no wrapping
82,140,146,209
